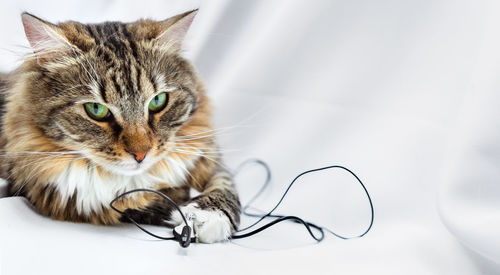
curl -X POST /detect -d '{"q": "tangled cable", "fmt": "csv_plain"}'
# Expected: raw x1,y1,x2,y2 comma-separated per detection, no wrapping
110,159,374,247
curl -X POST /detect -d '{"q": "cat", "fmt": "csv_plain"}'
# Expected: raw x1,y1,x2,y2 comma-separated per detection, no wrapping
0,10,241,243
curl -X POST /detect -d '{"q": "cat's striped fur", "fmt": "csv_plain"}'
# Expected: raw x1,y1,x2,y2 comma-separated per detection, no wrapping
0,11,240,242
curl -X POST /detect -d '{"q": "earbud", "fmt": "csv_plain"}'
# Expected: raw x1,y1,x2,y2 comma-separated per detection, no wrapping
173,212,196,247
173,225,193,247
109,189,199,246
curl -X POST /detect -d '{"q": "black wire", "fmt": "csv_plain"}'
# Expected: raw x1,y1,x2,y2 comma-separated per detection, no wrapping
109,188,190,241
231,215,325,241
234,158,272,221
231,162,374,240
109,160,374,244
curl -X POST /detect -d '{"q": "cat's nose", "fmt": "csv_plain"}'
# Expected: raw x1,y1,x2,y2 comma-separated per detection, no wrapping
127,149,149,163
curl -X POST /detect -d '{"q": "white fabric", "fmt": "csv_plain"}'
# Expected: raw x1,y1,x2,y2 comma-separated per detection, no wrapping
1,0,500,274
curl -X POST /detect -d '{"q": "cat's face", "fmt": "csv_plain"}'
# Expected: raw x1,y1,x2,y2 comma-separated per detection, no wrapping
20,11,203,176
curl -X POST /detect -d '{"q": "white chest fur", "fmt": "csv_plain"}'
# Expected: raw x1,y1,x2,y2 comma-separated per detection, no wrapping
49,156,196,215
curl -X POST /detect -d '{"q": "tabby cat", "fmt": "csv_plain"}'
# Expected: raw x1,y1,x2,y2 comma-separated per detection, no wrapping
0,10,241,243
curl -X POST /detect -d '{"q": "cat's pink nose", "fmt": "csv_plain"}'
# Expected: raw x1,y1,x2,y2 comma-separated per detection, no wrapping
128,150,148,163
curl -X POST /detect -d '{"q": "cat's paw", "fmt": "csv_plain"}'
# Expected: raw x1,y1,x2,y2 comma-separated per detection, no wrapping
169,203,232,243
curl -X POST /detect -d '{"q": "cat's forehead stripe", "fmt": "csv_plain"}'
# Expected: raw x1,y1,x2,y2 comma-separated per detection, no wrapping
81,22,143,103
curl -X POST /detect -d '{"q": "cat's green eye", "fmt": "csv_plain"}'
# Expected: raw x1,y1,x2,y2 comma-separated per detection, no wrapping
84,103,110,121
148,92,168,112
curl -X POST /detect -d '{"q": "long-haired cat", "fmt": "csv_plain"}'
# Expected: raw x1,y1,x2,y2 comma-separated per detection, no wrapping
0,10,241,243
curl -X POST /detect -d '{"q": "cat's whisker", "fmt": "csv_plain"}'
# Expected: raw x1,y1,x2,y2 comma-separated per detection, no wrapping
173,110,259,143
174,127,223,138
173,123,255,141
10,156,88,196
170,148,230,171
22,156,88,182
171,141,237,152
171,144,236,155
177,148,239,156
171,150,222,160
168,153,202,188
171,149,216,161
5,152,87,169
170,146,220,156
0,150,87,157
171,133,217,141
6,150,86,155
172,150,222,158
171,132,222,142
172,146,224,153
4,156,78,172
8,155,86,177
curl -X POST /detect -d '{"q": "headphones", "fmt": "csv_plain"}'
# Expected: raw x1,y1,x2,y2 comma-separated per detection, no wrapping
110,160,374,248
110,188,195,247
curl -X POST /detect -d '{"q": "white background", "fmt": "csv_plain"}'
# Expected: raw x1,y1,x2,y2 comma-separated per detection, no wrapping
0,0,499,274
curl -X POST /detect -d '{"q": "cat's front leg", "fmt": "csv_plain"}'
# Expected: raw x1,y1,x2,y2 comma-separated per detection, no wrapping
170,169,241,243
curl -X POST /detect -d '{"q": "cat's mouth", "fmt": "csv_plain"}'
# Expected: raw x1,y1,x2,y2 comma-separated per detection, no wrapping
91,157,158,176
106,161,156,176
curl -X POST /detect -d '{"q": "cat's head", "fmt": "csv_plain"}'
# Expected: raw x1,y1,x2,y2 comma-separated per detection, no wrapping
16,10,209,176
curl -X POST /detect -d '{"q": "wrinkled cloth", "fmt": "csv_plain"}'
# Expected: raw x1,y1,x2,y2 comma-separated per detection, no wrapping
1,0,499,274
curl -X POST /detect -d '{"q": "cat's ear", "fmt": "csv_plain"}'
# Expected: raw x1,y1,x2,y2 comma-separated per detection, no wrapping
21,12,74,64
156,9,198,51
